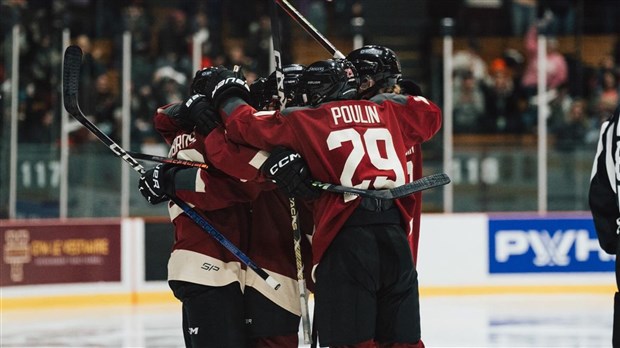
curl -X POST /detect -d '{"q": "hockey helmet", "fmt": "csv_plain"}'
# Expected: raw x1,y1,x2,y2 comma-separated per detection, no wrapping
346,45,401,97
281,64,306,107
298,59,359,106
249,77,269,110
250,64,306,110
190,66,227,95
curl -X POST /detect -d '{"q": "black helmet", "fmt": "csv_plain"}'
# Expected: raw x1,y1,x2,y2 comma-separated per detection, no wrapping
249,77,270,110
298,59,359,106
190,66,227,95
345,45,401,98
249,64,306,110
281,64,306,107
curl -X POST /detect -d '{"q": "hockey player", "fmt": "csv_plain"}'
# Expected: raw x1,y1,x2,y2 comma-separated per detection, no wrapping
138,66,315,348
200,59,442,347
588,104,620,347
139,99,260,347
346,44,425,262
232,64,316,348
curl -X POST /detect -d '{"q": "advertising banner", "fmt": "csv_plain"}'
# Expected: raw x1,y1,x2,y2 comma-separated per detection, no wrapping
1,221,122,286
489,217,615,274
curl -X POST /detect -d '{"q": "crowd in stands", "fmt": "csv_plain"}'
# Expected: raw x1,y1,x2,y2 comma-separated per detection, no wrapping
0,0,362,150
1,0,619,155
450,6,620,152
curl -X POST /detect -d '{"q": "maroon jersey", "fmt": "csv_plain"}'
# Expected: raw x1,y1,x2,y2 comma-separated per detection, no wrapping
154,104,266,209
154,104,314,315
154,104,263,288
222,93,442,266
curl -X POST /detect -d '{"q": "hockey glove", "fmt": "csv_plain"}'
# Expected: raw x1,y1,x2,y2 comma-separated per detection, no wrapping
174,94,221,134
202,67,251,109
261,147,321,200
138,163,178,205
398,78,423,96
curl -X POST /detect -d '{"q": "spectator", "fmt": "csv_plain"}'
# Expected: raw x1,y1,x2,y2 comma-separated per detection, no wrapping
453,37,489,86
131,83,159,147
521,25,568,92
596,54,620,87
190,11,216,68
245,14,272,78
553,98,588,152
155,8,192,75
152,66,186,106
540,0,576,36
510,0,537,36
546,82,572,126
76,34,108,116
591,70,620,122
453,70,485,133
157,8,190,57
520,21,569,131
586,104,614,145
121,1,153,89
92,72,121,140
482,58,521,133
225,44,258,83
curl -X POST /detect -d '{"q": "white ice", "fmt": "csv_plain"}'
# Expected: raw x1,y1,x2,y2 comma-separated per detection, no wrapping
0,294,612,347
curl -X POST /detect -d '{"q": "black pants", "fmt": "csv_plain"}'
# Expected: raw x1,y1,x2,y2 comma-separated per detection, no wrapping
169,281,246,348
244,286,301,339
314,220,421,346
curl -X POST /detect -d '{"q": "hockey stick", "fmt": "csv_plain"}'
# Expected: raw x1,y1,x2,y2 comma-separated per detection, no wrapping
274,0,345,59
62,45,281,290
117,151,450,199
269,1,312,343
313,173,450,199
127,151,211,170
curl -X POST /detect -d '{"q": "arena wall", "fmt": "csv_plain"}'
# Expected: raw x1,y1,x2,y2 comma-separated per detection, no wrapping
1,213,614,309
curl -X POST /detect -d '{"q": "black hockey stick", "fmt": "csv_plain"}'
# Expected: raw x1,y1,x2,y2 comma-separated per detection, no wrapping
274,0,345,59
269,1,312,344
62,45,281,290
119,151,450,199
312,173,450,199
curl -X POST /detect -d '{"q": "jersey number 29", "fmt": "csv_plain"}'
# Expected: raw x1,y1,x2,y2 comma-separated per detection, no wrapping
327,128,406,190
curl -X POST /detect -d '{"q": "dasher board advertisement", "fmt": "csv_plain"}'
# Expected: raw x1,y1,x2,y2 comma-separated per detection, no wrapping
489,217,614,274
1,220,122,286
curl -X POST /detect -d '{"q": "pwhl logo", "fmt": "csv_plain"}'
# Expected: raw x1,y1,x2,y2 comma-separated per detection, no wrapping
489,218,614,273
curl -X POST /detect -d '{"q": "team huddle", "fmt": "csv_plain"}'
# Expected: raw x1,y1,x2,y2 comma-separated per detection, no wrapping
137,45,442,348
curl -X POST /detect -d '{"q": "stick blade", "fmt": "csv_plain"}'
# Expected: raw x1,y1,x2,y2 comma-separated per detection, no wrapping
390,173,451,198
62,45,83,115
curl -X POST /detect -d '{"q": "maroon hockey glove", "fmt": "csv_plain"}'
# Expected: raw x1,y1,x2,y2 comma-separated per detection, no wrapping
174,94,221,135
261,147,321,200
138,163,177,205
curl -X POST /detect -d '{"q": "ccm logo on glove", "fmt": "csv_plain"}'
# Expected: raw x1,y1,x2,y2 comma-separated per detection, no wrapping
267,152,302,176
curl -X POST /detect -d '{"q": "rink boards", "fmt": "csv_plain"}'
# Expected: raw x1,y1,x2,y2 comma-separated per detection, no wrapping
1,213,615,309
